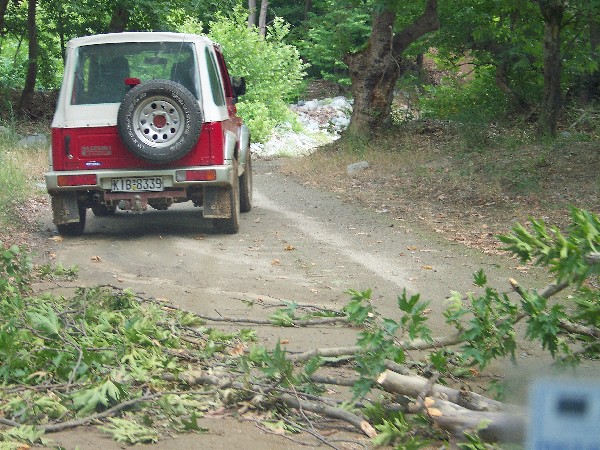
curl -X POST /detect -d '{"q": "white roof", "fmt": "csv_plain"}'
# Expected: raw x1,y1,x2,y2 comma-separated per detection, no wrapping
67,31,216,49
52,32,229,128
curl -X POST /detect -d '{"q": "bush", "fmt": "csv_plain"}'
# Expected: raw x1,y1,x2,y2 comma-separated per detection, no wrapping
184,8,307,143
420,66,510,123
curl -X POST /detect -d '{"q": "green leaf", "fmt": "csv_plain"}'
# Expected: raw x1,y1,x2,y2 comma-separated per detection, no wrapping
99,418,159,444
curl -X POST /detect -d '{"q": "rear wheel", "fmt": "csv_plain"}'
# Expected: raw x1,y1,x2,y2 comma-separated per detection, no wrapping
91,204,117,216
239,152,253,213
56,204,86,236
213,161,240,234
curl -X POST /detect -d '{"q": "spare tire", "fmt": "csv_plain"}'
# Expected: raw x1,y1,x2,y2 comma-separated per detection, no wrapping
118,80,202,163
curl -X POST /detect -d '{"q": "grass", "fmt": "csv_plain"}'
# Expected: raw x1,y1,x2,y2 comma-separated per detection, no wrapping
283,119,600,254
0,127,48,228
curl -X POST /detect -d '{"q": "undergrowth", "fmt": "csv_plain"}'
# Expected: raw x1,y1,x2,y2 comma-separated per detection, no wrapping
0,128,46,229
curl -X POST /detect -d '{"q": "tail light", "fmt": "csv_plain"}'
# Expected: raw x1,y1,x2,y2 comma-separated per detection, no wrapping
57,174,98,187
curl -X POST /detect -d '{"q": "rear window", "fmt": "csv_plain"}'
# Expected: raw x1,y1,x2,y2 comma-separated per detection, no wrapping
71,41,198,105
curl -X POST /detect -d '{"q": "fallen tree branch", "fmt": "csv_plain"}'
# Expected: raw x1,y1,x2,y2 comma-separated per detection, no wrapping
165,370,377,438
585,252,600,265
279,393,377,438
377,370,504,412
424,397,526,444
510,279,600,338
288,333,465,362
194,314,347,326
40,393,162,432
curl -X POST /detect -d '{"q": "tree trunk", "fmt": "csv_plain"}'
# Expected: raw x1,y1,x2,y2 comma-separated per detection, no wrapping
581,4,600,103
495,61,529,113
0,0,9,31
18,0,37,118
304,0,312,20
108,4,129,33
258,0,268,37
345,0,439,136
248,0,257,28
536,0,565,137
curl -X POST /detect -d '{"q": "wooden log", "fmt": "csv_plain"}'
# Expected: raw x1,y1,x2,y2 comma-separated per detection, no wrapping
376,369,504,412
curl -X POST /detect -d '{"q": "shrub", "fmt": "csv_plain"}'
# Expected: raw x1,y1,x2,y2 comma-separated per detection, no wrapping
420,66,510,124
183,8,307,143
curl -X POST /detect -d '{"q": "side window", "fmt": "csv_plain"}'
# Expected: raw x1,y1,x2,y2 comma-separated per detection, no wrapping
205,48,225,107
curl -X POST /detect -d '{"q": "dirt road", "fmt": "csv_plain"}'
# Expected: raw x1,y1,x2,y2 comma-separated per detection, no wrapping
37,158,533,449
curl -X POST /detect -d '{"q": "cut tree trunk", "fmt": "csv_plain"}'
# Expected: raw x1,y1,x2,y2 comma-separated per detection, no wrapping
377,370,526,444
345,1,439,135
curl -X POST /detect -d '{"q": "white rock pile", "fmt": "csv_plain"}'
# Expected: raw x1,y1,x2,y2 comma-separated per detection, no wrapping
251,96,352,158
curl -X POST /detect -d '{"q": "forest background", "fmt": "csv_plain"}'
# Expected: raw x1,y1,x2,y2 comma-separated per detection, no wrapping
1,0,599,142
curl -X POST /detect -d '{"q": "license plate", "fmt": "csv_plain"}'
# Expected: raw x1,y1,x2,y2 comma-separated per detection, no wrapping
111,177,164,192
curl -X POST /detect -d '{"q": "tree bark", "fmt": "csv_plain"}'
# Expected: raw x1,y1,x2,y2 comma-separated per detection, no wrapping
108,4,129,33
581,4,600,103
535,0,565,137
304,0,312,21
258,0,268,37
248,0,257,28
18,0,38,118
0,0,9,32
345,0,439,136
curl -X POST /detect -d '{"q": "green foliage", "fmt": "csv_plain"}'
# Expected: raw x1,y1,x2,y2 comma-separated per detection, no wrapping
0,241,33,298
0,246,257,443
420,66,511,123
2,203,599,446
499,207,600,285
445,281,519,368
0,145,35,225
0,425,47,447
372,412,431,448
201,7,307,142
344,289,432,398
297,0,372,85
99,417,159,444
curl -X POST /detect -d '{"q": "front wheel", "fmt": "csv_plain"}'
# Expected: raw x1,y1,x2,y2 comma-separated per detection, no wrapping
213,161,240,234
91,204,117,217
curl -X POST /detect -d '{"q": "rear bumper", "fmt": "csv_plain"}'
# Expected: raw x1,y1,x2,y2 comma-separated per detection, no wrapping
45,164,234,194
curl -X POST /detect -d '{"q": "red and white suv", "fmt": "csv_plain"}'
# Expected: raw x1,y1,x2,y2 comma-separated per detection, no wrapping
45,32,252,235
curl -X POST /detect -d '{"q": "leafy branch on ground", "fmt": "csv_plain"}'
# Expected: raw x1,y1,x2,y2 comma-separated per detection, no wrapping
0,207,598,448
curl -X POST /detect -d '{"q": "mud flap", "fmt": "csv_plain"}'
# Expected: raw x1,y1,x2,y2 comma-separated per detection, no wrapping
51,192,80,225
202,186,232,219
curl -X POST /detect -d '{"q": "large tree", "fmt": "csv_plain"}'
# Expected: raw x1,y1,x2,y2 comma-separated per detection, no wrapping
535,0,566,137
18,0,38,117
344,0,439,135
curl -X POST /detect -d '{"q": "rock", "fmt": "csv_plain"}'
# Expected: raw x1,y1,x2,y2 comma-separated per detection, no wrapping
330,116,350,131
347,161,369,175
303,100,320,111
18,133,48,148
253,96,353,158
329,96,351,109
